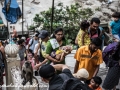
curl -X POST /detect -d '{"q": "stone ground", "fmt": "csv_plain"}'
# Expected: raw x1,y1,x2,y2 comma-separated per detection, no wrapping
36,51,120,90
2,50,120,90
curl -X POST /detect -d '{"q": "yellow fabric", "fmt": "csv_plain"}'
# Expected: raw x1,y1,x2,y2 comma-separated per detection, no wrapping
77,29,90,47
74,46,103,79
56,50,63,54
89,85,102,90
41,42,49,58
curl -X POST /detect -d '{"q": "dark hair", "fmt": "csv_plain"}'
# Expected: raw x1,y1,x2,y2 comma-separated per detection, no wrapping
52,28,65,40
112,12,120,18
80,20,90,30
35,33,39,37
91,37,102,47
90,17,100,24
18,39,25,45
92,76,102,85
39,64,55,79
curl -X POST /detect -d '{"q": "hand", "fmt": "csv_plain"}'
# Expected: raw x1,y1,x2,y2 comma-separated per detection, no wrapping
34,62,41,70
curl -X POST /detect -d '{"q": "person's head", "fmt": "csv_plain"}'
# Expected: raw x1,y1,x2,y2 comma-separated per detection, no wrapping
90,17,100,31
52,28,65,42
18,39,25,45
90,76,102,89
80,20,90,31
13,38,17,42
27,53,33,60
39,64,55,83
73,68,89,81
89,37,102,52
34,33,39,40
38,30,49,42
112,12,120,22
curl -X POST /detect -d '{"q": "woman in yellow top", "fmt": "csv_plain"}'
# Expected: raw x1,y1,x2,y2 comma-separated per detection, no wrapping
75,20,90,47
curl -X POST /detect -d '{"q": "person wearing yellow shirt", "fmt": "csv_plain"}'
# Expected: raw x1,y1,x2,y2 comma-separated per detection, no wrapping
74,37,103,84
75,20,90,47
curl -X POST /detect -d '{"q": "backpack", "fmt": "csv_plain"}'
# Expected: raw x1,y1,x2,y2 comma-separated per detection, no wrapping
29,38,34,47
39,41,45,62
0,51,4,78
102,42,120,67
60,73,92,90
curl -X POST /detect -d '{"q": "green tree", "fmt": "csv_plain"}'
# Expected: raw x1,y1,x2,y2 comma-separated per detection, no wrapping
29,3,93,44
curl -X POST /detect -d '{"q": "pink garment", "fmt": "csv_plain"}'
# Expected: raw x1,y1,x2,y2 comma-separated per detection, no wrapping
27,53,35,68
28,59,35,68
89,33,98,38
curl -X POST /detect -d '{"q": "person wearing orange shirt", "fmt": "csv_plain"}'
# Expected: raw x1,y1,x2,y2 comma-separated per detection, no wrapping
74,37,103,84
89,76,102,90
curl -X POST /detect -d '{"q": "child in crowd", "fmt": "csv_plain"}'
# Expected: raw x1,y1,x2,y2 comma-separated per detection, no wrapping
109,12,120,41
89,76,102,90
27,53,35,69
73,68,89,83
75,20,90,47
50,45,72,62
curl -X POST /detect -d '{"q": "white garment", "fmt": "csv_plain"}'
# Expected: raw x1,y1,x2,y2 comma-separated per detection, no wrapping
50,39,59,49
34,43,40,55
29,38,38,53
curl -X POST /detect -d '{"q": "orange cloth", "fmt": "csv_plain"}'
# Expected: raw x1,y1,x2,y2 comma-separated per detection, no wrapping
74,45,103,79
89,85,102,90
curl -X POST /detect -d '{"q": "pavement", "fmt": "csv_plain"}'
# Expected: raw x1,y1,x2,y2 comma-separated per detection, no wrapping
36,50,120,90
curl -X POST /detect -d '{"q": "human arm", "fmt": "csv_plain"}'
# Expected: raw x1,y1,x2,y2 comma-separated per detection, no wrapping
109,21,113,35
34,59,48,70
109,26,112,35
34,43,40,56
93,50,103,77
46,55,60,63
74,48,81,73
27,39,32,53
93,65,99,77
45,41,60,63
75,36,78,45
75,30,80,45
74,61,79,73
52,64,69,71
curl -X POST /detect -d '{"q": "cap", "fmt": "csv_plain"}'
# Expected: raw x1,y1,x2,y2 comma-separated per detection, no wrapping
39,64,55,78
73,68,89,79
38,30,49,39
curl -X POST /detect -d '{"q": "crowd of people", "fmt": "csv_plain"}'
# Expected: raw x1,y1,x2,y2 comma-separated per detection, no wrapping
0,11,120,90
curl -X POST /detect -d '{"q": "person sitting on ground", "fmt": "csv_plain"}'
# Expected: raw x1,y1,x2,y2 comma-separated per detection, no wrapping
89,76,102,90
50,45,72,61
73,68,89,83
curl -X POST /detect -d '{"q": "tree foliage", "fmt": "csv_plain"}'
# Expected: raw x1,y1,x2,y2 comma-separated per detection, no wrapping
29,3,93,44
